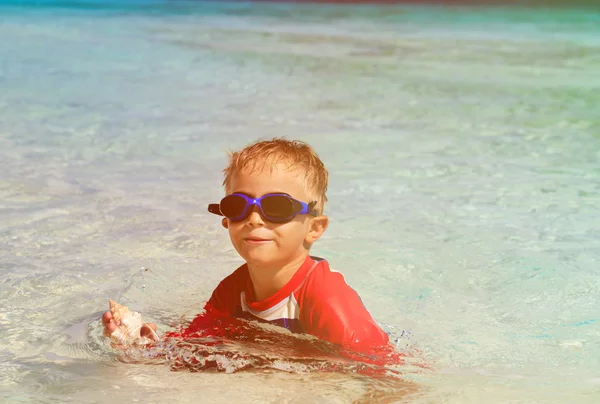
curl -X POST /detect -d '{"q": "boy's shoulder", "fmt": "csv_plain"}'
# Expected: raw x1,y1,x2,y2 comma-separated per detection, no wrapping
206,263,249,314
297,257,389,349
298,256,356,301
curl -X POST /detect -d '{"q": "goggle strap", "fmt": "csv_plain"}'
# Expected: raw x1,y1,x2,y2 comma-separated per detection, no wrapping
308,201,318,216
208,204,223,216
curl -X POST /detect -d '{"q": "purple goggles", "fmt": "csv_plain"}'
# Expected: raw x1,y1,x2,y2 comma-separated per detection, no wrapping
208,193,318,223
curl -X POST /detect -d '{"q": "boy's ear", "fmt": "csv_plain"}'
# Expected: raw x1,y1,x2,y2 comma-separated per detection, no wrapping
221,218,228,229
305,215,328,245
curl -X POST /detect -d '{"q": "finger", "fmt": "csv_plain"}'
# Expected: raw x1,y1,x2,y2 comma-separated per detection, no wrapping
102,311,113,327
102,319,118,338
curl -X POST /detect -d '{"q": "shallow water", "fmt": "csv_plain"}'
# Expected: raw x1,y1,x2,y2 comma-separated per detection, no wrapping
1,0,599,402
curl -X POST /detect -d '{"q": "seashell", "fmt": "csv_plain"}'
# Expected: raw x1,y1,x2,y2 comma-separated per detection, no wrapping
109,299,159,347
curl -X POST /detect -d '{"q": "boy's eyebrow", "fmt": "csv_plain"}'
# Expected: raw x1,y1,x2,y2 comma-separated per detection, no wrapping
231,191,254,197
230,191,292,198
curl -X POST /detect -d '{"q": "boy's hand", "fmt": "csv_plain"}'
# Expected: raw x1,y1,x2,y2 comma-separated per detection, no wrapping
102,310,117,337
101,310,158,343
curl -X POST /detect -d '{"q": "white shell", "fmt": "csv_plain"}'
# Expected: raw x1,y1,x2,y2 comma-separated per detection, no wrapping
109,300,159,346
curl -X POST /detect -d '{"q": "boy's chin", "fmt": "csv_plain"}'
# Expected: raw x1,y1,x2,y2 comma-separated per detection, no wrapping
242,251,286,269
242,250,308,270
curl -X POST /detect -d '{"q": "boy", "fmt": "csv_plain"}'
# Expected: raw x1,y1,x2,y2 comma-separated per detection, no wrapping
103,138,390,354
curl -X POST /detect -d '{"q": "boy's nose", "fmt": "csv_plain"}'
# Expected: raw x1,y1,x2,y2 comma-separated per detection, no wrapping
246,205,265,226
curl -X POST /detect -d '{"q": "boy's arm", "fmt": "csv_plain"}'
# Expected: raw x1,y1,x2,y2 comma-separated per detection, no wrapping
163,270,243,339
299,268,390,353
202,281,232,314
204,265,248,315
162,286,233,339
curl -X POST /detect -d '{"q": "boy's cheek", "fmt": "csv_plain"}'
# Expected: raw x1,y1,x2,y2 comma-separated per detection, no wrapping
221,218,228,229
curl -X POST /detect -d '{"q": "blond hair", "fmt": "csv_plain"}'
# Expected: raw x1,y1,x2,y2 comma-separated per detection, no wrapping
223,138,328,215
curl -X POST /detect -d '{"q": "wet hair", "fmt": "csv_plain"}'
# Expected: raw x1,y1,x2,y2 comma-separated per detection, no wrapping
223,138,328,215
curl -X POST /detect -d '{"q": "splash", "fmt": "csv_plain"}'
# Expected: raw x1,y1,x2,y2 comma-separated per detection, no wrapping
117,312,428,380
113,314,428,402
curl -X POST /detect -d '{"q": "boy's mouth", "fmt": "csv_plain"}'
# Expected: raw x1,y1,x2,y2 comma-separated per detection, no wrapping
244,237,271,244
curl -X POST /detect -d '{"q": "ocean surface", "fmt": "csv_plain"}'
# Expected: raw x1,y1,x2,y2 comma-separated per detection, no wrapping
1,0,599,402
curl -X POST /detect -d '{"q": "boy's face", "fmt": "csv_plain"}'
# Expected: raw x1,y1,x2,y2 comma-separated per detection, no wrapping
223,163,325,270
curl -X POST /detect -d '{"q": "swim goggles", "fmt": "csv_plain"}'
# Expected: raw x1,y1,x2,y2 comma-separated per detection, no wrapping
208,193,318,223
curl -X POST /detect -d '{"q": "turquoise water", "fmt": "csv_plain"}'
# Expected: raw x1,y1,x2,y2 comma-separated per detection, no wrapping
1,0,599,402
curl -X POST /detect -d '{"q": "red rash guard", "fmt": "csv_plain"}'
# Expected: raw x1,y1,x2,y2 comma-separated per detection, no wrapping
196,256,390,353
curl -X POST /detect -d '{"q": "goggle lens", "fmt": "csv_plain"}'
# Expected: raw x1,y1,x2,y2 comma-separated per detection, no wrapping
261,195,295,218
220,195,247,218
